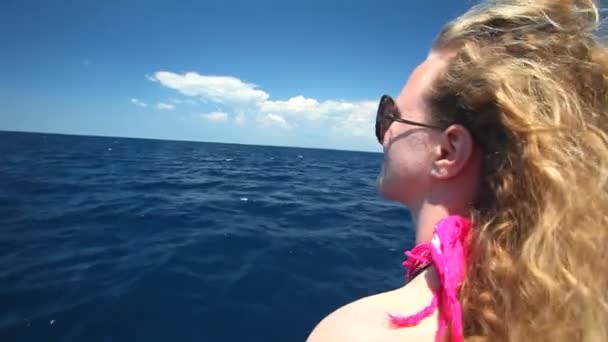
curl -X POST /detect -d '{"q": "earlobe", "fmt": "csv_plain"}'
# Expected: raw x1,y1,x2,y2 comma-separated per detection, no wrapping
431,165,447,178
430,145,449,179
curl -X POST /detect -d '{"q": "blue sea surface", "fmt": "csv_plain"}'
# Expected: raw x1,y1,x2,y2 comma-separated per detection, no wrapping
0,131,416,342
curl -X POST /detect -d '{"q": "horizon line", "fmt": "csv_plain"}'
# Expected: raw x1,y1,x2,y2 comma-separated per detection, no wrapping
0,129,382,154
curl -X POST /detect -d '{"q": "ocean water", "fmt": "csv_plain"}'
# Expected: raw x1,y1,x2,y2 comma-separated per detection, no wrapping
0,131,416,342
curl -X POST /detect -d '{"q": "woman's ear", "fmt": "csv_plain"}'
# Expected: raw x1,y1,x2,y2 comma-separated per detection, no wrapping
430,124,475,180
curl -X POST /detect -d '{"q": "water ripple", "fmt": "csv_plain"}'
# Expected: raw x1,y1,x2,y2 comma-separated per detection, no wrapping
0,132,413,342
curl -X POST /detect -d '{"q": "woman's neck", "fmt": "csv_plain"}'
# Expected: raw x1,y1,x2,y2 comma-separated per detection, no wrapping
412,198,472,244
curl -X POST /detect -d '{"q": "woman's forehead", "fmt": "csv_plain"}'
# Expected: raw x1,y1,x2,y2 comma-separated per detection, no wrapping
395,52,450,120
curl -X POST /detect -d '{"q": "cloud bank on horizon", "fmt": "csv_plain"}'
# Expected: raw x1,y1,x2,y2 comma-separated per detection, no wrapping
133,70,378,149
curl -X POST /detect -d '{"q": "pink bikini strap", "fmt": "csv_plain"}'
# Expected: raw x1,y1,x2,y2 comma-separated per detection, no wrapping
389,215,472,342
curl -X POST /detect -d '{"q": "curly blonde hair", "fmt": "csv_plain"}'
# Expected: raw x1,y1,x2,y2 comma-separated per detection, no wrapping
424,1,608,341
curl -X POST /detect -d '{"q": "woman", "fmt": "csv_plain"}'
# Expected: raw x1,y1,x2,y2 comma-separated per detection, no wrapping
308,0,608,341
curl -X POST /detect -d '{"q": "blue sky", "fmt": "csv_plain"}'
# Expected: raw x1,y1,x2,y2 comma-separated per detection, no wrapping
1,0,472,152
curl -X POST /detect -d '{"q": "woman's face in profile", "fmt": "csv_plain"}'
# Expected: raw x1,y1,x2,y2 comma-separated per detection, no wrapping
376,53,448,206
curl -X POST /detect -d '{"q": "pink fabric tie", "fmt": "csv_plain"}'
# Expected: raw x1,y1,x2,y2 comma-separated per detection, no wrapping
388,215,472,342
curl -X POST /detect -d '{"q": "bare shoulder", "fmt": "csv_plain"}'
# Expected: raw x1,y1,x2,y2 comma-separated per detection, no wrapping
307,271,438,342
306,289,397,342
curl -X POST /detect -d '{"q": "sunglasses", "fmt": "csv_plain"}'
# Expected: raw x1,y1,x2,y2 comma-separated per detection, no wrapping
375,95,443,144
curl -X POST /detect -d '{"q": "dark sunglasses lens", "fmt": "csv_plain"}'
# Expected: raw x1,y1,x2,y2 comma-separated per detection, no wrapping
375,97,393,144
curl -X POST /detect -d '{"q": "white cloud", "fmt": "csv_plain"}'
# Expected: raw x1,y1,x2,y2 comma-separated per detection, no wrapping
256,113,293,130
234,112,246,126
260,96,321,118
260,95,371,122
157,102,175,110
259,96,377,136
331,101,377,137
202,111,229,122
146,74,158,82
130,98,147,107
151,70,378,145
151,71,269,104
